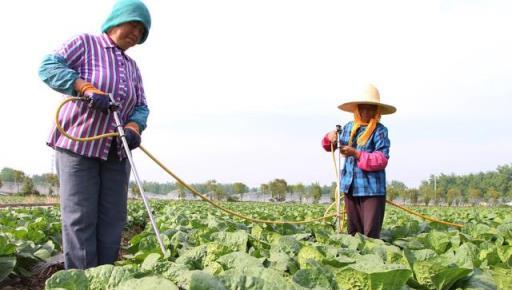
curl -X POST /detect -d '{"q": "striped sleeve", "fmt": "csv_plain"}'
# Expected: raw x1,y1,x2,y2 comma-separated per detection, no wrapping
127,61,149,132
56,35,86,69
38,35,86,96
133,62,147,106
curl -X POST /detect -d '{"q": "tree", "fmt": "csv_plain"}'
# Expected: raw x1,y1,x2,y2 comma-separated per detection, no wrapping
269,179,288,202
13,170,26,193
387,180,407,202
43,173,59,196
309,182,322,204
419,182,434,206
487,187,500,206
0,178,3,190
291,183,306,203
204,180,225,200
407,188,419,205
205,179,217,198
329,182,338,203
130,182,140,197
213,185,225,201
468,187,482,205
21,177,37,195
232,182,248,201
177,182,187,200
1,167,17,182
260,183,269,195
192,183,207,196
495,165,511,195
446,187,461,206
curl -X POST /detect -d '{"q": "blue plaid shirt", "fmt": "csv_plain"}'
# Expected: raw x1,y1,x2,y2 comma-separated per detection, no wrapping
339,121,390,196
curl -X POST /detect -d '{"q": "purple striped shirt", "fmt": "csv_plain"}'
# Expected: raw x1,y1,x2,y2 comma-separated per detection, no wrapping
47,33,147,160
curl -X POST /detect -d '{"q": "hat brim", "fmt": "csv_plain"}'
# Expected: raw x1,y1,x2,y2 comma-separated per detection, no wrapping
338,101,396,115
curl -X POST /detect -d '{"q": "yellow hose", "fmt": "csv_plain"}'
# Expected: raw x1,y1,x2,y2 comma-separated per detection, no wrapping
55,98,118,142
385,200,463,228
55,97,463,228
330,143,346,232
55,97,338,225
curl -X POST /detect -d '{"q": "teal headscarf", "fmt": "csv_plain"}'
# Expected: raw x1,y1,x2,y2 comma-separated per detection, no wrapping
101,0,151,44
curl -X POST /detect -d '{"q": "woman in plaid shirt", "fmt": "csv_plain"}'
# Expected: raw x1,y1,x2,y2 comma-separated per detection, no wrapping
322,84,396,238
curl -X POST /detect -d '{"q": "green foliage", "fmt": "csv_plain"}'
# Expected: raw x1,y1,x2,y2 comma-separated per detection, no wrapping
0,256,16,283
204,180,226,201
115,276,179,290
2,200,512,289
177,182,187,200
268,179,288,202
407,188,420,205
232,182,248,201
446,187,461,206
309,182,322,204
130,182,141,197
21,177,37,195
417,164,512,205
335,261,412,290
84,264,136,290
387,180,408,202
1,167,25,183
291,183,306,203
44,269,89,290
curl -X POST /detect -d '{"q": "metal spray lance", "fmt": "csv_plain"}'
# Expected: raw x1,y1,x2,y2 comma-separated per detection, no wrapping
107,94,167,255
335,124,344,233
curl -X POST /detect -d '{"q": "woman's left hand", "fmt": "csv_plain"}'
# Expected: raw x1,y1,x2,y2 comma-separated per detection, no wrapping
340,146,360,159
124,127,141,150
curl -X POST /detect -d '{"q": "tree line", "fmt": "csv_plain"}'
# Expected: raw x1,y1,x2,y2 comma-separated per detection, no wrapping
129,178,332,203
387,164,512,206
1,164,511,205
0,167,58,195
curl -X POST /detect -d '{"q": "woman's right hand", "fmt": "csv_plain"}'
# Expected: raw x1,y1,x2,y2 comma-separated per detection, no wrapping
327,130,337,142
88,93,110,113
77,81,110,113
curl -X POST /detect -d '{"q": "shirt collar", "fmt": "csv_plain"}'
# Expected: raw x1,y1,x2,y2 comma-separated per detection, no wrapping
99,33,117,49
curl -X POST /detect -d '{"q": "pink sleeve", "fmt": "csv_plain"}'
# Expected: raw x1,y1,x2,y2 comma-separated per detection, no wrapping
322,134,336,151
357,151,388,171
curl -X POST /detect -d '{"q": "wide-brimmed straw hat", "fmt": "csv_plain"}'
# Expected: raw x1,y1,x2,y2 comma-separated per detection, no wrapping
338,84,396,115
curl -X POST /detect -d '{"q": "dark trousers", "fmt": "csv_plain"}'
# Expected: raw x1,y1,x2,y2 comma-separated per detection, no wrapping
56,144,130,269
344,192,386,239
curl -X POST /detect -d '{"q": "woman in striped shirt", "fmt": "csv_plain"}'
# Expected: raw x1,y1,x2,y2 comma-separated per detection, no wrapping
38,0,151,269
322,84,396,239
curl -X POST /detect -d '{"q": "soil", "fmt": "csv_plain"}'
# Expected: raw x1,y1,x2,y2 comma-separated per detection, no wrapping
0,263,63,290
0,224,145,290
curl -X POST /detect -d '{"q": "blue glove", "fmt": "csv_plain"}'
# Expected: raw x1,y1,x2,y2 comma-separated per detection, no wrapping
124,127,141,150
87,92,110,113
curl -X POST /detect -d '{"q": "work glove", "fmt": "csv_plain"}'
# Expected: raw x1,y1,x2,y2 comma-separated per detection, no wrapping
79,83,110,114
87,93,110,113
124,122,141,150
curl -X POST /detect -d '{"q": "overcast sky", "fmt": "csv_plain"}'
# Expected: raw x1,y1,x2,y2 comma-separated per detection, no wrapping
0,0,511,188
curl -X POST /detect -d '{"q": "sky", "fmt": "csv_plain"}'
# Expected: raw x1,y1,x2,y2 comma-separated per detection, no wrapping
0,0,511,189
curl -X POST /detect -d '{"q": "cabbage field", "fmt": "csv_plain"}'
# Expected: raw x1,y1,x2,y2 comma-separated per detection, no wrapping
1,201,511,290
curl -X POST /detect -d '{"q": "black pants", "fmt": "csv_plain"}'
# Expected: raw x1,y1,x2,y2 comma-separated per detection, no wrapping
344,191,386,239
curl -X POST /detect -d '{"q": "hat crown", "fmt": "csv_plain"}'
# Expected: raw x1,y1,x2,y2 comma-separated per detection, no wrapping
361,84,381,103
